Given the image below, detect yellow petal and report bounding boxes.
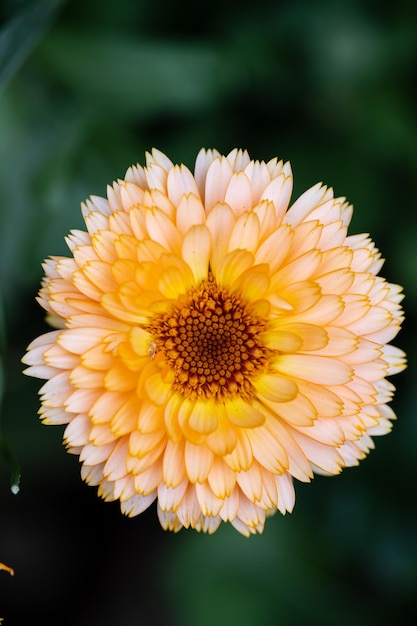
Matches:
[263,330,302,353]
[0,562,14,576]
[181,224,211,284]
[144,372,173,405]
[225,398,265,428]
[214,249,254,288]
[231,266,270,301]
[254,374,298,403]
[188,400,218,435]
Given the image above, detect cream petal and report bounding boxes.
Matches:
[290,430,344,474]
[157,507,183,532]
[195,482,224,516]
[128,428,166,458]
[134,463,163,495]
[110,397,140,436]
[81,462,104,486]
[103,437,129,480]
[317,220,348,250]
[120,181,145,211]
[247,426,288,474]
[194,148,221,203]
[234,495,266,530]
[274,354,353,385]
[244,160,272,204]
[204,157,234,211]
[175,193,206,234]
[227,211,260,253]
[146,148,174,172]
[307,197,347,225]
[113,475,137,501]
[275,473,295,514]
[260,173,293,223]
[24,330,61,353]
[80,441,115,465]
[162,439,186,487]
[63,414,91,447]
[226,148,251,171]
[295,381,343,417]
[262,414,313,482]
[125,162,148,187]
[70,365,105,389]
[224,172,253,216]
[223,430,253,472]
[145,162,168,193]
[274,323,328,352]
[184,441,214,483]
[236,462,263,502]
[254,223,294,273]
[380,344,407,375]
[167,164,200,206]
[205,202,236,270]
[285,184,334,227]
[219,489,240,522]
[264,392,317,427]
[145,207,181,253]
[295,416,345,446]
[257,467,278,509]
[272,249,322,287]
[287,220,323,262]
[289,294,344,325]
[84,210,109,235]
[158,477,188,512]
[176,485,202,527]
[57,327,110,355]
[207,457,236,498]
[120,491,157,516]
[253,200,279,241]
[40,406,71,425]
[89,391,126,425]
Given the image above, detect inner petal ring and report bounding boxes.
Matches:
[145,274,273,401]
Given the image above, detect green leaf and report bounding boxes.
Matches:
[0,0,66,92]
[37,29,223,118]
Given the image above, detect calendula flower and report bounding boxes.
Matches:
[22,148,406,536]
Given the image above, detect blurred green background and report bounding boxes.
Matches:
[0,0,416,624]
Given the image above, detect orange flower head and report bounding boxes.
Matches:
[22,148,406,535]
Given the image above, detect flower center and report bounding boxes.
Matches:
[146,275,272,401]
